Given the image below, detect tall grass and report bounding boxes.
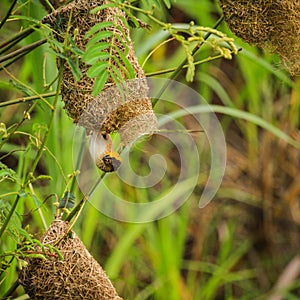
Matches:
[1,0,300,299]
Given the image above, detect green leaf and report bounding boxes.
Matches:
[115,22,131,45]
[117,51,136,79]
[85,21,114,38]
[92,72,108,96]
[186,62,195,82]
[53,52,68,60]
[0,123,8,139]
[90,3,117,14]
[67,37,84,56]
[48,38,64,53]
[163,0,171,8]
[83,51,110,65]
[111,64,124,83]
[82,43,110,64]
[0,162,17,183]
[49,245,64,260]
[34,175,52,181]
[67,58,82,81]
[86,31,113,47]
[112,56,129,79]
[86,61,108,78]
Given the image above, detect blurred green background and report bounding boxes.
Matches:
[1,0,300,299]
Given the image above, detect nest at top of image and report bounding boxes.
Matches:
[220,0,300,75]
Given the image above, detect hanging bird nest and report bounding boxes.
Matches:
[42,0,157,145]
[19,218,123,299]
[219,0,300,75]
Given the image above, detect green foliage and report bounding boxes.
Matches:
[0,0,300,299]
[82,1,238,96]
[82,3,136,96]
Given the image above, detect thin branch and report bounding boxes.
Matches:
[0,38,47,63]
[65,172,106,223]
[0,92,57,107]
[1,67,54,109]
[0,0,18,30]
[27,66,63,175]
[152,15,225,107]
[146,53,231,77]
[0,195,20,239]
[0,26,37,53]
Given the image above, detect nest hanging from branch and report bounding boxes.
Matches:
[19,218,123,299]
[219,0,300,75]
[42,0,157,145]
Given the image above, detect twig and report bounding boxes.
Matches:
[65,172,106,223]
[152,15,225,107]
[0,92,57,107]
[0,38,47,63]
[0,0,18,30]
[0,26,37,54]
[28,66,63,175]
[0,195,20,239]
[146,52,233,77]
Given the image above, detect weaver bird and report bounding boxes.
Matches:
[89,131,122,172]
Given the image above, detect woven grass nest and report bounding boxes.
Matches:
[219,0,300,75]
[42,0,157,145]
[19,218,123,299]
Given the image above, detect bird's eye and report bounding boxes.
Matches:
[101,132,109,140]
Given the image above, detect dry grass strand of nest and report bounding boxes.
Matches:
[19,218,123,300]
[219,0,300,75]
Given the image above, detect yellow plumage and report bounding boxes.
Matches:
[89,132,122,172]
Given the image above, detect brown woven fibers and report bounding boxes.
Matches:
[19,218,123,300]
[220,0,300,75]
[42,0,157,145]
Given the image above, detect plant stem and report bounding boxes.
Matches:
[1,67,54,109]
[0,69,63,238]
[152,15,225,107]
[0,26,37,54]
[0,92,57,107]
[146,53,229,77]
[28,66,63,175]
[0,38,47,64]
[0,195,20,238]
[0,0,18,30]
[70,130,86,194]
[0,101,38,150]
[66,172,106,223]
